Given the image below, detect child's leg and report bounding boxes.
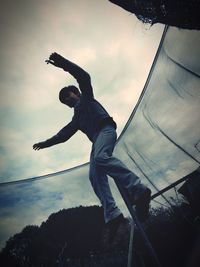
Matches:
[93,125,151,222]
[89,150,122,223]
[93,125,142,195]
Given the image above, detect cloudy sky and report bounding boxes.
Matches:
[0,0,199,252]
[0,0,164,183]
[0,0,167,249]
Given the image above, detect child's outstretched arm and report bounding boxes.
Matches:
[46,52,94,98]
[33,120,78,151]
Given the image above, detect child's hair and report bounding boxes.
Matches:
[59,86,81,104]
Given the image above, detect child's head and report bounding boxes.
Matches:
[59,86,81,107]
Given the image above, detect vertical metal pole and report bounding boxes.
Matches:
[127,221,134,267]
[115,182,162,267]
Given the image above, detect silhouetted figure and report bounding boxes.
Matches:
[33,53,151,238]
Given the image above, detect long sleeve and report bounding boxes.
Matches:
[62,59,94,98]
[44,120,78,147]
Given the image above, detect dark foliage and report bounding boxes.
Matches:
[0,202,199,267]
[109,0,200,30]
[134,203,200,267]
[0,206,106,267]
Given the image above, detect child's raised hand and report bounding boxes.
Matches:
[45,52,66,68]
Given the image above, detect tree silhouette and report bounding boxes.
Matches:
[0,202,199,267]
[109,0,200,29]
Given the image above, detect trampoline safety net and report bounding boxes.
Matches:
[0,26,200,249]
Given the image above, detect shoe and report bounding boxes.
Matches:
[106,214,125,242]
[134,187,151,223]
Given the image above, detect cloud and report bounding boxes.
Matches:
[0,0,164,250]
[0,162,129,249]
[0,0,163,181]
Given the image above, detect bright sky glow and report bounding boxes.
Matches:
[1,1,200,252]
[0,0,163,183]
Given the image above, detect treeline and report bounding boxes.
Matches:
[0,201,199,267]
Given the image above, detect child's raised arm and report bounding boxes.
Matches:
[46,52,94,98]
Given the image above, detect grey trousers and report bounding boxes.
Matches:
[89,125,141,223]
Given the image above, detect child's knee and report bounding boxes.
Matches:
[94,153,109,166]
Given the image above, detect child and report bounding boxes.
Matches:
[33,53,151,238]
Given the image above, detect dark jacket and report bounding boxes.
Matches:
[45,59,116,146]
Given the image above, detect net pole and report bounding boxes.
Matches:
[127,221,135,267]
[115,181,162,267]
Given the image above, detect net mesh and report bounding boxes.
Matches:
[0,26,200,249]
